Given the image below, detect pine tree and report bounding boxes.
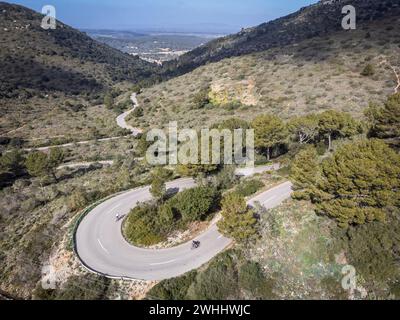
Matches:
[176,135,219,177]
[368,93,400,140]
[103,93,114,109]
[25,151,49,178]
[251,114,288,161]
[48,148,65,181]
[0,149,25,174]
[288,114,319,144]
[290,146,319,200]
[150,176,167,202]
[217,192,258,242]
[312,139,400,228]
[317,110,361,151]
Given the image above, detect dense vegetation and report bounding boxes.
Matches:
[290,93,400,228]
[287,93,400,297]
[123,176,220,246]
[366,92,400,143]
[0,148,65,187]
[235,179,264,198]
[147,250,275,300]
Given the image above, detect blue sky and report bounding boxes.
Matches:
[8,0,318,33]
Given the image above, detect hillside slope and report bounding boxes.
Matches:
[0,2,157,99]
[130,6,400,129]
[0,2,159,142]
[162,0,400,77]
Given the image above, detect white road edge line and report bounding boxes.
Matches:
[97,239,110,255]
[150,260,176,266]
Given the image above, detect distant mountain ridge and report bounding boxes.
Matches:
[0,2,157,99]
[162,0,400,76]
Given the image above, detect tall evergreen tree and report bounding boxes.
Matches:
[48,148,65,181]
[288,115,319,144]
[150,175,167,202]
[217,192,258,242]
[312,139,400,228]
[25,151,49,178]
[103,93,114,109]
[290,146,319,200]
[0,150,25,174]
[367,93,400,140]
[251,114,288,161]
[317,110,361,151]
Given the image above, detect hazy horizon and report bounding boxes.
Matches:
[6,0,319,33]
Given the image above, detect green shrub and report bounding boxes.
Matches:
[236,179,265,197]
[338,209,400,282]
[238,261,275,299]
[132,106,144,118]
[361,64,375,76]
[104,93,114,109]
[147,250,276,300]
[192,86,211,109]
[123,203,165,246]
[124,186,219,246]
[187,252,239,300]
[168,186,219,223]
[320,276,348,300]
[290,145,319,200]
[315,141,327,156]
[222,101,242,111]
[146,271,197,300]
[255,154,270,165]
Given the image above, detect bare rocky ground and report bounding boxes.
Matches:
[45,229,156,300]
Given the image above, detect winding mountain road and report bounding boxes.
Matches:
[71,92,292,280]
[24,93,141,152]
[116,93,143,136]
[75,179,293,281]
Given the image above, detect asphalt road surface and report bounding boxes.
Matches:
[116,93,143,136]
[235,163,281,177]
[75,178,293,281]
